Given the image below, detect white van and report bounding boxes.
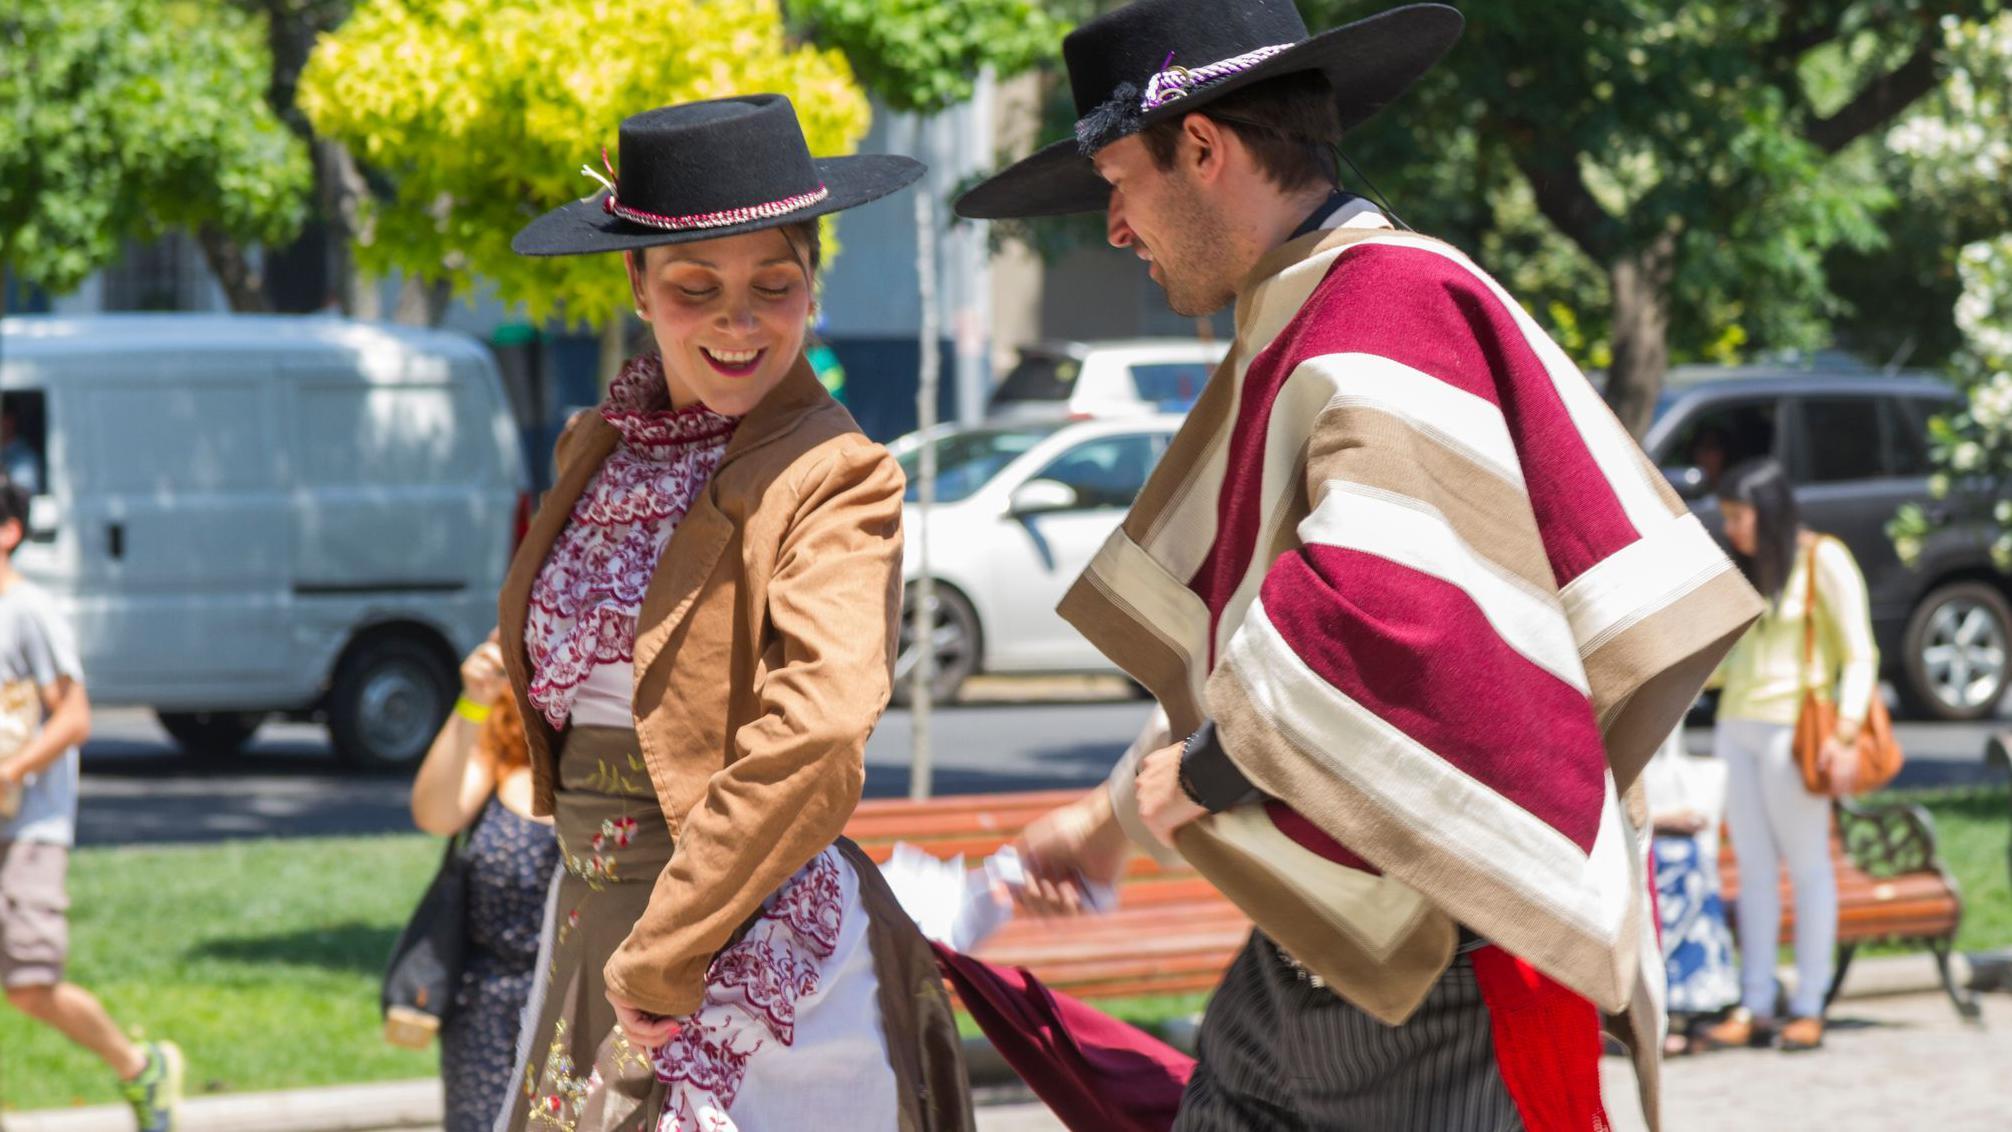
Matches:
[0,314,530,769]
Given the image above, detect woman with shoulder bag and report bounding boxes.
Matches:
[1700,459,1880,1053]
[407,630,559,1132]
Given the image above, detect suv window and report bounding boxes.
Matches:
[1032,433,1166,511]
[1664,399,1778,492]
[991,352,1081,406]
[1794,397,1884,484]
[1128,362,1212,406]
[1885,397,1941,477]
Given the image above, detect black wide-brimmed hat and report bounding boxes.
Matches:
[955,1,1462,220]
[513,94,925,256]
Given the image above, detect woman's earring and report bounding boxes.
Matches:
[633,307,647,321]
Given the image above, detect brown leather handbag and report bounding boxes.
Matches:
[1792,538,1903,795]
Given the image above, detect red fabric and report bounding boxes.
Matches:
[930,942,1192,1132]
[1263,800,1378,872]
[1261,546,1609,850]
[1188,241,1644,654]
[1470,946,1612,1132]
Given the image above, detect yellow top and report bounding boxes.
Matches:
[1710,534,1878,730]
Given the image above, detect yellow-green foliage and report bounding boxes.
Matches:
[298,0,870,328]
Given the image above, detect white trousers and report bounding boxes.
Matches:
[1715,718,1837,1019]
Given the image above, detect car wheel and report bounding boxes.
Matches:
[155,710,269,759]
[327,634,454,771]
[891,583,981,708]
[1898,581,2012,722]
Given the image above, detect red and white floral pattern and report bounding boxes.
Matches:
[526,354,737,728]
[650,853,846,1131]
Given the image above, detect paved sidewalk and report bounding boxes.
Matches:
[974,990,2012,1132]
[8,989,2008,1131]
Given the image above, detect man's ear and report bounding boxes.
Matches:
[624,250,649,312]
[1181,112,1229,185]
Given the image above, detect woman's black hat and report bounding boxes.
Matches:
[513,94,925,256]
[955,1,1462,220]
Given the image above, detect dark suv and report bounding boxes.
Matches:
[1642,363,2010,721]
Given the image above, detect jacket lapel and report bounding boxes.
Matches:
[630,357,829,689]
[499,413,620,772]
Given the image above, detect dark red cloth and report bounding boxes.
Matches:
[930,942,1193,1132]
[1470,945,1613,1132]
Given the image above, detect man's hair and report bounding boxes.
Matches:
[0,477,27,530]
[1137,70,1343,194]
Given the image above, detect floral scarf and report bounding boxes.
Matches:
[525,353,738,728]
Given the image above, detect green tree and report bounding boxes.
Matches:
[1303,0,2001,436]
[298,0,870,361]
[1887,13,2012,571]
[0,0,310,310]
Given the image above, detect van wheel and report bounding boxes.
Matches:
[891,584,980,708]
[156,710,268,759]
[1897,581,2012,722]
[327,635,454,771]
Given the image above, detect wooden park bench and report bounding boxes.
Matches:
[845,789,1980,1018]
[844,790,1249,1000]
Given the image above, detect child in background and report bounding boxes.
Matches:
[0,477,182,1130]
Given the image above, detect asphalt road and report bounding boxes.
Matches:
[72,685,2010,847]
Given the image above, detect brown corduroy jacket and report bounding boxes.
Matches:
[498,358,905,1017]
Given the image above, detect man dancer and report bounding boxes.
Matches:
[956,2,1763,1129]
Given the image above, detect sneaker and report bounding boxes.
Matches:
[118,1040,184,1132]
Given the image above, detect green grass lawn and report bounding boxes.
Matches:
[0,835,440,1113]
[5,787,2007,1112]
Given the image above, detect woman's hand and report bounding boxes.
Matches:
[461,629,507,705]
[608,990,681,1050]
[1653,810,1711,836]
[1821,734,1860,796]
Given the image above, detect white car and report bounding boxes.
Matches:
[887,415,1180,703]
[987,339,1226,421]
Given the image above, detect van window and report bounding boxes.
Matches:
[0,390,48,495]
[299,383,476,487]
[1885,397,1939,477]
[1664,400,1777,492]
[1795,397,1884,484]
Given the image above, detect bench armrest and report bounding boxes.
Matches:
[1837,797,1948,880]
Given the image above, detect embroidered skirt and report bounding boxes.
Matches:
[1651,833,1738,1016]
[495,727,906,1132]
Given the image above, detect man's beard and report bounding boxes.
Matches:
[1150,180,1238,317]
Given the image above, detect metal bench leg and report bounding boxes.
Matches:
[1929,939,1984,1025]
[1824,942,1858,1012]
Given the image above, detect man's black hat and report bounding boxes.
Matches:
[955,1,1462,220]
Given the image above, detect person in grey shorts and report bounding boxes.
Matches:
[0,477,183,1131]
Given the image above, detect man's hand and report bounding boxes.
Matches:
[1821,735,1859,797]
[1136,741,1207,847]
[1012,786,1131,918]
[608,990,680,1050]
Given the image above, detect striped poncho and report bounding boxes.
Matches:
[1059,219,1763,1122]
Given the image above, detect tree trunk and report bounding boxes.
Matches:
[1603,233,1677,440]
[391,273,453,327]
[320,140,380,319]
[195,227,273,313]
[599,317,629,392]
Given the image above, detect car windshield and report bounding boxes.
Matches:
[989,352,1081,405]
[896,426,1056,503]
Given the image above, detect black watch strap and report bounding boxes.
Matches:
[1180,720,1260,813]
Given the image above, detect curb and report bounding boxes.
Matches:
[4,953,1995,1132]
[3,1080,442,1132]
